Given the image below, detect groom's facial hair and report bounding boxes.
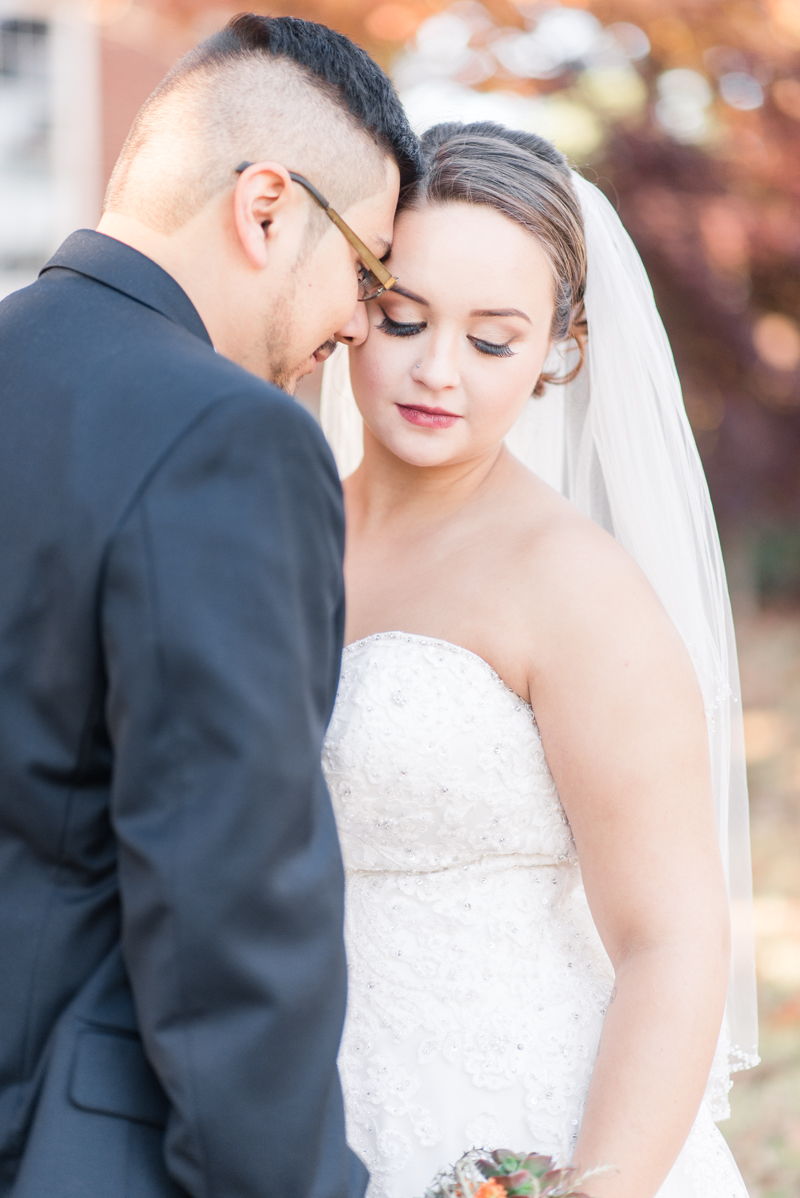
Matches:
[264,231,335,393]
[273,338,336,396]
[263,275,301,392]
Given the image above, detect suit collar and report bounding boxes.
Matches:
[41,230,213,347]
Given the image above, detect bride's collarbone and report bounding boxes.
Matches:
[343,598,535,705]
[342,491,618,707]
[343,595,538,709]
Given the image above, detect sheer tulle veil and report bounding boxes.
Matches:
[320,170,759,1116]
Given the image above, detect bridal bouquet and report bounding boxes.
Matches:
[420,1148,612,1198]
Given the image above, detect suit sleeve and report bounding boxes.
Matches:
[102,388,365,1198]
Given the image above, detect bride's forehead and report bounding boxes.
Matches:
[392,201,549,264]
[388,203,554,304]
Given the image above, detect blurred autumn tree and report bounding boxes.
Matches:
[108,0,800,584]
[579,2,800,546]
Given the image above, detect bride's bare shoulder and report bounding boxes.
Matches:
[496,459,702,737]
[499,456,612,559]
[500,460,667,639]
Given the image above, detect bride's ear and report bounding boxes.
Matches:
[533,340,560,398]
[534,304,588,397]
[532,361,550,398]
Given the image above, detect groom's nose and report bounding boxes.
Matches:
[334,303,370,347]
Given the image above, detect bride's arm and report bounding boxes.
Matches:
[526,519,730,1198]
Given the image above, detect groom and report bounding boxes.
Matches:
[0,14,418,1198]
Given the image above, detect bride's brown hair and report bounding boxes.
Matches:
[397,122,587,396]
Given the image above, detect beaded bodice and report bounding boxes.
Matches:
[323,632,576,875]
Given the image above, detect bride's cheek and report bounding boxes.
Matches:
[350,351,396,424]
[365,338,412,392]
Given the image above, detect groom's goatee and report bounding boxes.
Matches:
[276,339,337,395]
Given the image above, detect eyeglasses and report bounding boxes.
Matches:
[235,162,396,302]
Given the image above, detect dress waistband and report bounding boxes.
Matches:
[343,851,578,878]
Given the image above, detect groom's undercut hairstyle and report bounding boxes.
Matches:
[105,13,421,234]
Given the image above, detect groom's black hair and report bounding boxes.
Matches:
[208,14,421,188]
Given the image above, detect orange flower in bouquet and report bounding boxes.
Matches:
[474,1181,507,1198]
[419,1148,613,1198]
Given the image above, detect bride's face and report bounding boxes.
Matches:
[349,200,556,468]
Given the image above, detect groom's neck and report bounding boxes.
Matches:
[95,209,271,378]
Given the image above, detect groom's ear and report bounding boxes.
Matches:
[232,162,304,269]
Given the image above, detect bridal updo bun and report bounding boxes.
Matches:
[397,121,586,395]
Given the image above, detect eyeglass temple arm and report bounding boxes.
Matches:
[235,161,396,290]
[322,208,396,289]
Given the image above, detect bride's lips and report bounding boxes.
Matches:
[397,403,461,428]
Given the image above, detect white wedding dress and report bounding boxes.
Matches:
[322,631,749,1198]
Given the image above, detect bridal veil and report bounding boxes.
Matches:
[320,171,759,1116]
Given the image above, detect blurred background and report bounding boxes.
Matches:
[2,0,799,1191]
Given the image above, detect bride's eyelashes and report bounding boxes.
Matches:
[378,310,516,359]
[468,336,516,358]
[377,312,425,338]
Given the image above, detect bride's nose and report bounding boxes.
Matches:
[412,336,460,392]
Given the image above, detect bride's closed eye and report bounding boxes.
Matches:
[377,312,425,338]
[468,336,515,358]
[378,311,516,358]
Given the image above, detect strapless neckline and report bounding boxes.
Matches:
[343,630,533,713]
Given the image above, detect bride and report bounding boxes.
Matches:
[319,122,758,1198]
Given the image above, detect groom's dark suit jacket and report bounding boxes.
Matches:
[0,232,365,1198]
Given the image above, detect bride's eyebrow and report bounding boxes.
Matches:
[389,284,429,305]
[471,307,531,323]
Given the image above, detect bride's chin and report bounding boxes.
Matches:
[373,430,466,469]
